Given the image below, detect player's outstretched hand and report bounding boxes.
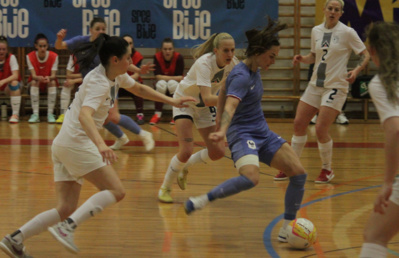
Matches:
[140,62,155,74]
[171,96,197,108]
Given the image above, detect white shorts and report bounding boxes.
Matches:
[300,85,347,112]
[173,105,217,129]
[52,143,107,184]
[389,177,399,206]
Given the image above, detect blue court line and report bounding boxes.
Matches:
[263,184,381,258]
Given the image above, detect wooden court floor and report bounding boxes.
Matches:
[0,119,398,258]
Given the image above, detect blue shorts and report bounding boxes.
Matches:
[228,130,286,166]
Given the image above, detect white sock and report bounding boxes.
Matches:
[282,219,291,229]
[318,140,333,171]
[17,208,60,243]
[291,135,307,157]
[161,155,185,189]
[69,190,117,227]
[10,96,21,115]
[47,87,57,115]
[30,87,39,115]
[185,149,212,169]
[360,243,387,258]
[60,86,71,114]
[139,130,148,137]
[155,111,162,118]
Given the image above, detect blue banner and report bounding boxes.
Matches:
[0,0,278,48]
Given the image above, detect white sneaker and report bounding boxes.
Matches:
[0,235,32,258]
[110,134,129,150]
[8,114,19,124]
[336,112,349,124]
[139,130,154,152]
[184,195,209,215]
[310,114,317,124]
[277,227,288,243]
[48,221,79,254]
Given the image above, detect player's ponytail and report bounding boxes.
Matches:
[366,22,399,104]
[245,17,287,58]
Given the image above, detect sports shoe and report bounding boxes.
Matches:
[137,114,145,125]
[170,119,175,125]
[158,187,173,203]
[110,134,129,150]
[184,195,209,215]
[274,171,288,181]
[177,167,189,190]
[315,169,335,184]
[139,130,154,152]
[47,114,56,123]
[0,235,32,258]
[28,114,40,123]
[8,115,19,124]
[48,221,79,254]
[56,114,65,124]
[310,114,317,124]
[149,114,160,125]
[277,227,288,243]
[336,112,349,125]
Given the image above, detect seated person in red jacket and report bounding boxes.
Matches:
[150,38,184,125]
[0,36,22,123]
[26,33,59,123]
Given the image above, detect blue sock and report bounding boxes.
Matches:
[208,175,255,201]
[284,173,307,220]
[118,115,141,135]
[103,122,124,138]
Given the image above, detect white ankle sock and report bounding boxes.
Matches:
[161,155,185,189]
[318,140,333,171]
[291,135,307,157]
[69,190,117,226]
[360,243,387,258]
[18,208,60,243]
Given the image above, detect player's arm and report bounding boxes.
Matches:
[198,86,218,107]
[292,52,315,65]
[126,82,196,107]
[79,106,117,164]
[0,70,18,86]
[155,74,184,82]
[346,49,370,84]
[55,29,68,50]
[215,78,227,129]
[209,96,239,142]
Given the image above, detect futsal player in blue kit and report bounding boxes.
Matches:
[184,18,307,242]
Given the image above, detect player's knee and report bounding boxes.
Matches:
[49,80,57,87]
[156,80,167,94]
[112,188,126,202]
[240,167,260,186]
[167,80,178,94]
[8,81,20,91]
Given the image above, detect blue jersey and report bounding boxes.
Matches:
[65,35,101,78]
[226,62,269,139]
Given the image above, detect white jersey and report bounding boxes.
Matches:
[174,53,239,107]
[66,55,75,72]
[0,55,19,71]
[53,64,135,147]
[309,21,366,91]
[369,75,399,124]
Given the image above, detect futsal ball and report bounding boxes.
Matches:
[286,218,317,249]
